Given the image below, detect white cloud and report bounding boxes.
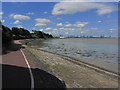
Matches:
[17,25,23,28]
[56,23,63,26]
[40,28,58,32]
[1,20,5,23]
[35,18,51,23]
[74,21,88,27]
[14,20,21,24]
[98,20,102,23]
[48,32,52,34]
[10,14,31,20]
[0,12,3,15]
[53,28,58,30]
[52,26,98,36]
[65,32,69,34]
[59,27,65,30]
[44,11,48,14]
[59,27,75,31]
[0,12,4,19]
[9,14,14,17]
[40,29,44,31]
[27,12,34,15]
[45,27,52,30]
[35,18,51,27]
[57,21,88,28]
[65,23,73,27]
[81,31,85,33]
[35,23,46,26]
[90,28,98,30]
[52,2,117,15]
[109,28,117,32]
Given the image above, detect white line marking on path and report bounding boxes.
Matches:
[20,49,34,90]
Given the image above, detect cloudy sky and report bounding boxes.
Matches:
[2,2,118,37]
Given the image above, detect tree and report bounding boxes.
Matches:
[11,27,20,36]
[32,30,53,39]
[32,30,45,38]
[11,27,32,39]
[19,28,32,39]
[2,25,13,48]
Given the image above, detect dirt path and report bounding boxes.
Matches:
[2,40,66,89]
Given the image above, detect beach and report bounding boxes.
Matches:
[22,43,118,88]
[2,1,118,89]
[27,38,118,73]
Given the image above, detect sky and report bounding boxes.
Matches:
[1,1,118,37]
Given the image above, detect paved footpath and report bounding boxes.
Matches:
[2,40,32,88]
[2,40,66,89]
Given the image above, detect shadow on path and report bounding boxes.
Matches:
[2,64,66,89]
[2,42,24,55]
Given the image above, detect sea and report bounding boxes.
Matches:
[28,38,119,73]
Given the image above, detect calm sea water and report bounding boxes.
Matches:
[28,38,118,73]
